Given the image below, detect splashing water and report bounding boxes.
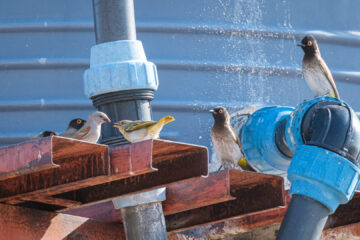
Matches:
[203,0,299,172]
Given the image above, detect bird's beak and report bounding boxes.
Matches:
[209,109,215,113]
[104,117,111,123]
[297,43,306,47]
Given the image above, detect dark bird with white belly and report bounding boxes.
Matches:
[210,106,253,171]
[298,35,340,98]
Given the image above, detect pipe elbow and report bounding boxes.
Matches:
[302,101,360,165]
[287,97,360,213]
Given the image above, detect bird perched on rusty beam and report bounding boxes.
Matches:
[71,111,111,143]
[32,130,58,139]
[210,106,253,171]
[60,118,86,137]
[298,35,340,98]
[113,116,175,143]
[31,118,87,140]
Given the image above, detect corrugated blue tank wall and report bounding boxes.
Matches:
[1,1,360,165]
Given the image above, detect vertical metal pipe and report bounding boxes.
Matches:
[121,203,167,240]
[277,195,330,240]
[112,188,168,240]
[90,0,155,146]
[92,0,136,43]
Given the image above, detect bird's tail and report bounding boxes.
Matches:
[158,115,175,125]
[148,116,175,134]
[238,157,256,172]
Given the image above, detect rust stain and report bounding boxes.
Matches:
[321,222,360,240]
[0,203,124,240]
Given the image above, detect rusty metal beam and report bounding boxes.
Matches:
[0,153,110,204]
[165,170,285,232]
[163,170,234,215]
[0,139,207,212]
[62,170,234,221]
[325,191,360,229]
[54,141,208,208]
[21,196,82,208]
[167,191,360,240]
[63,170,283,230]
[321,222,360,239]
[0,136,108,181]
[1,141,157,205]
[0,203,125,240]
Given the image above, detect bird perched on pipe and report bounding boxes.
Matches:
[60,118,87,137]
[298,35,340,98]
[113,116,175,143]
[210,106,253,171]
[71,111,111,143]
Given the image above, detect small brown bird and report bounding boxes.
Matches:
[298,35,340,98]
[71,111,111,143]
[31,118,86,140]
[210,106,253,171]
[60,118,86,137]
[31,130,58,139]
[113,116,175,143]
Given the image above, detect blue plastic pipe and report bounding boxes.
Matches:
[240,97,360,240]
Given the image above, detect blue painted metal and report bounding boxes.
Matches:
[288,144,360,213]
[84,40,158,97]
[241,106,293,174]
[285,96,342,153]
[1,0,360,167]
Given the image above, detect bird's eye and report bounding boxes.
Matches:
[218,109,223,114]
[307,41,312,47]
[76,119,82,124]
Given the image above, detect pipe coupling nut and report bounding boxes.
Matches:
[288,144,360,213]
[84,40,159,97]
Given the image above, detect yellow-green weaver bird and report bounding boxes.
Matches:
[113,116,175,143]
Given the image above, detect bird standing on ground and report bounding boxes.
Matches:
[210,106,253,171]
[298,35,340,98]
[113,116,175,143]
[60,118,86,137]
[71,111,111,143]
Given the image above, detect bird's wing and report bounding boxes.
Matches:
[60,128,76,137]
[231,126,253,169]
[233,131,242,149]
[72,126,91,140]
[318,57,340,98]
[124,120,157,132]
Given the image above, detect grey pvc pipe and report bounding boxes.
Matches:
[92,0,137,43]
[277,194,330,240]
